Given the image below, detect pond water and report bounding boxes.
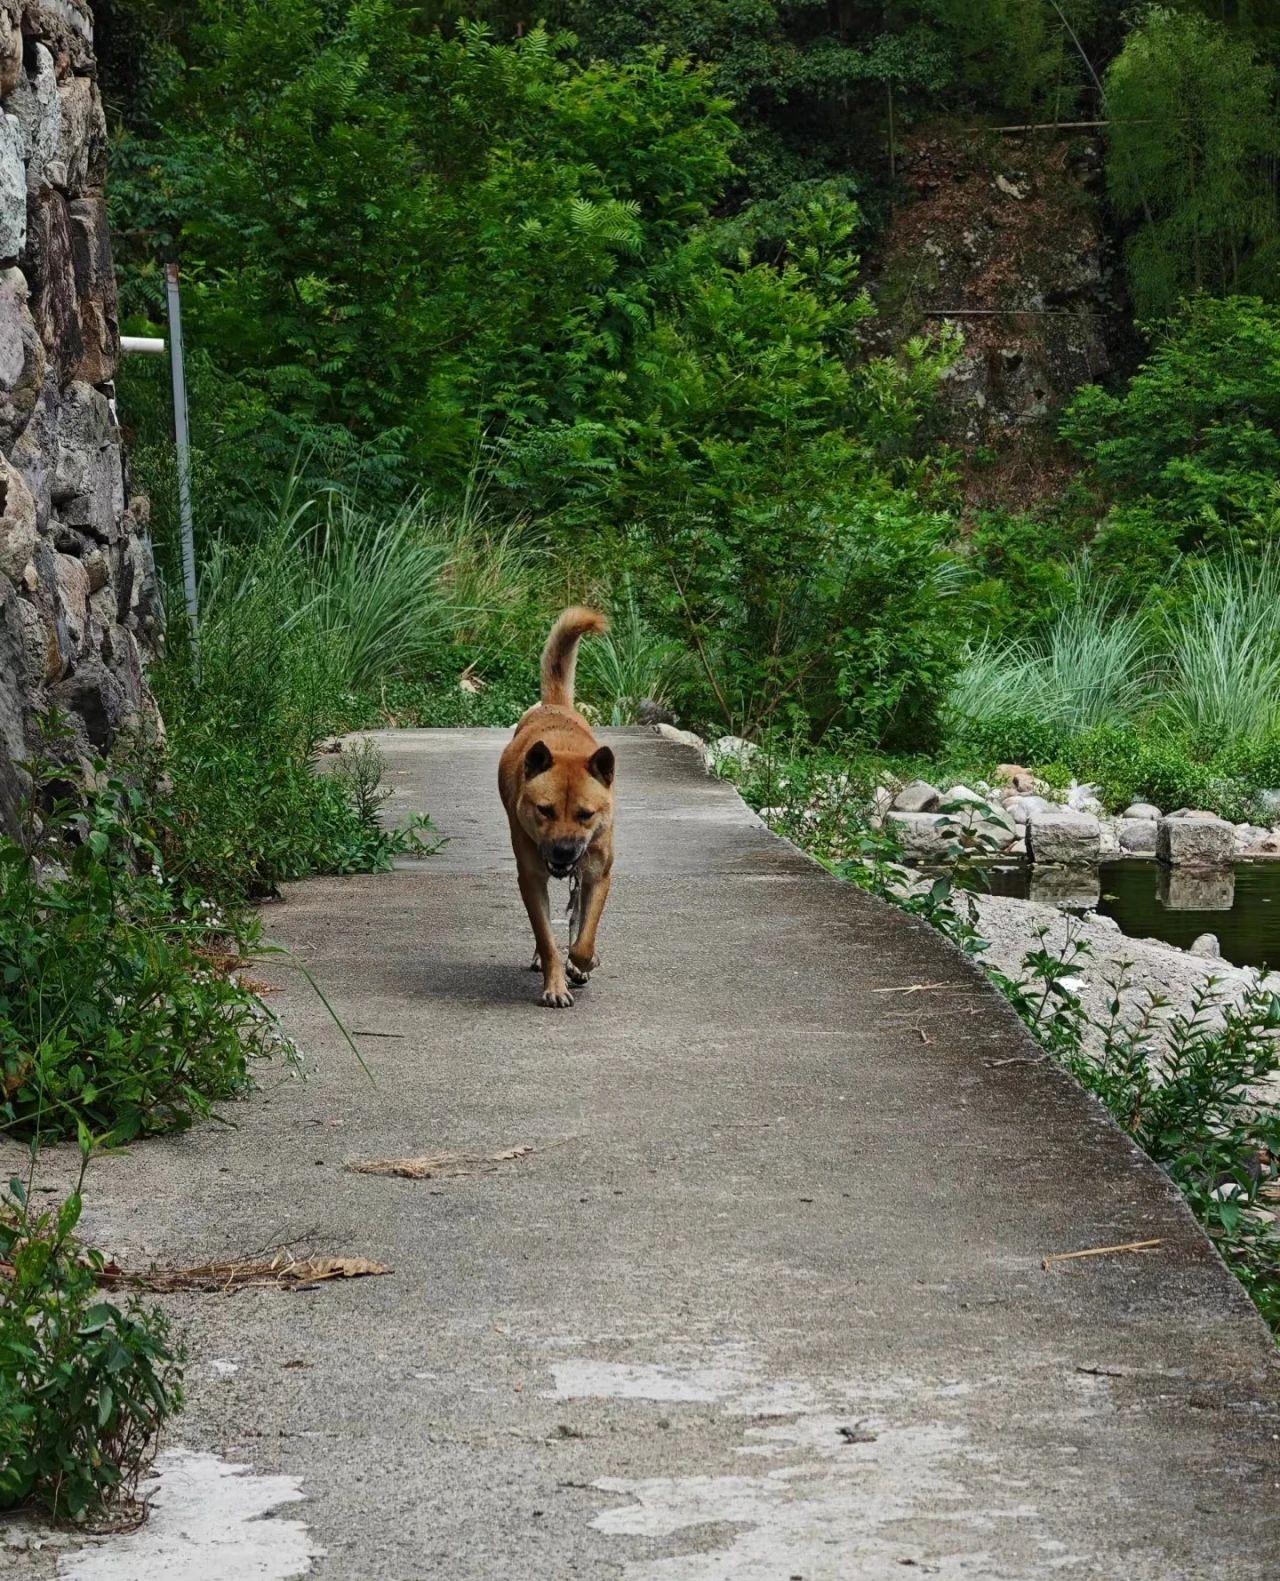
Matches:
[983,859,1280,973]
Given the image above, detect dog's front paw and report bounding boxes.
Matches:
[566,950,600,986]
[539,986,575,1009]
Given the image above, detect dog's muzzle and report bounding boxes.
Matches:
[545,838,587,879]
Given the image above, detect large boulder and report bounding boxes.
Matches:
[1157,815,1234,868]
[1116,817,1159,856]
[891,778,940,813]
[1027,811,1101,865]
[884,811,952,861]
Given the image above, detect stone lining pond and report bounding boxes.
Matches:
[985,859,1280,971]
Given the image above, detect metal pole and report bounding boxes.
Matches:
[164,261,199,678]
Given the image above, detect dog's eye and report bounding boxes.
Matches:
[536,804,555,819]
[575,809,594,824]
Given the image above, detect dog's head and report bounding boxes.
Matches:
[517,740,615,877]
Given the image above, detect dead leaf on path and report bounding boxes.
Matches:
[101,1252,392,1294]
[346,1142,555,1180]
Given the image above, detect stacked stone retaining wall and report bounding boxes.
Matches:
[0,0,157,836]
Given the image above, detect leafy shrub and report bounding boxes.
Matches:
[1062,297,1280,541]
[1,1173,184,1521]
[0,751,274,1144]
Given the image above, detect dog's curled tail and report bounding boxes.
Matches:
[541,605,608,709]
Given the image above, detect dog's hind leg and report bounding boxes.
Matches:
[567,869,611,985]
[519,869,573,1008]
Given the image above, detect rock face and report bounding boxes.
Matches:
[868,127,1123,451]
[0,1,156,838]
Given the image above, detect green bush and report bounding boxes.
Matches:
[1062,297,1280,542]
[155,499,438,903]
[0,750,275,1145]
[1,1176,184,1520]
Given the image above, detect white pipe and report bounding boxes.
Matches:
[121,335,167,355]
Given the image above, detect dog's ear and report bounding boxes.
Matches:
[587,745,615,788]
[524,740,553,780]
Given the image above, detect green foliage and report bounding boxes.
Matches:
[154,517,437,903]
[1,1174,184,1521]
[965,509,1085,636]
[947,575,1151,741]
[109,11,738,529]
[1105,8,1279,316]
[578,577,691,724]
[1007,928,1280,1330]
[1064,297,1280,550]
[1164,549,1280,744]
[0,740,274,1145]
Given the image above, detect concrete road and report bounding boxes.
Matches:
[46,730,1280,1577]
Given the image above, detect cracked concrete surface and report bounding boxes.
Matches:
[13,728,1280,1579]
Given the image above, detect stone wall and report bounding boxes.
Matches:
[0,0,158,836]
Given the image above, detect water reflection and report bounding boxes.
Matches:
[1157,866,1235,912]
[984,860,1280,971]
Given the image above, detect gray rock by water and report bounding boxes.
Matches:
[892,778,940,813]
[1123,802,1163,820]
[1027,811,1101,865]
[1117,817,1159,856]
[1004,793,1056,823]
[884,810,952,861]
[1189,933,1222,959]
[1158,816,1234,867]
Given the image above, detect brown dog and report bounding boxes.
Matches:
[498,607,615,1007]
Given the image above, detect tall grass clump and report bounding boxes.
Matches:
[1163,549,1280,745]
[154,488,437,902]
[946,572,1150,744]
[579,577,691,724]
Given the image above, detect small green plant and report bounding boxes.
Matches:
[328,739,444,871]
[0,735,277,1144]
[1,1154,184,1522]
